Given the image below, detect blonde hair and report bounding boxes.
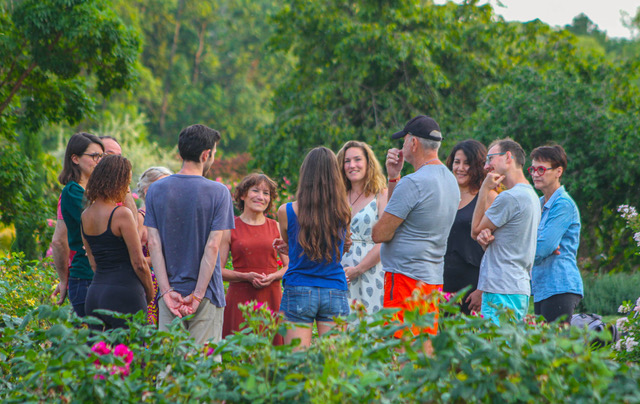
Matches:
[336,140,386,197]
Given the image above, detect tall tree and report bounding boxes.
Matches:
[251,0,577,188]
[0,0,139,257]
[113,0,290,152]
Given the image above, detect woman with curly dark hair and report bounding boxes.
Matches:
[219,173,289,344]
[81,155,154,330]
[276,147,351,349]
[444,139,496,314]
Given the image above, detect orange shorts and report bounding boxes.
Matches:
[384,272,442,338]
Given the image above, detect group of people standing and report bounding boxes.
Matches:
[51,114,584,350]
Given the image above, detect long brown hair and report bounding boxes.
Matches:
[296,147,351,262]
[336,140,386,197]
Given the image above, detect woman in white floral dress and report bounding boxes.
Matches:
[337,141,388,313]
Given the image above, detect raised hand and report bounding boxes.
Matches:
[386,148,404,179]
[482,172,505,191]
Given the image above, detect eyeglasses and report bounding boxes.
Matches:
[485,152,506,165]
[528,165,553,176]
[83,153,104,162]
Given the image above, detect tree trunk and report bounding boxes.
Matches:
[192,21,207,85]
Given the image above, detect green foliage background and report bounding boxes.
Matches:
[1,0,640,271]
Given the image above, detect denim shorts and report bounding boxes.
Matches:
[280,285,349,324]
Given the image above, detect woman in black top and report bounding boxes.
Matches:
[81,155,154,330]
[444,140,495,314]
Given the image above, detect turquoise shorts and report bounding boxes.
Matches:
[481,292,529,325]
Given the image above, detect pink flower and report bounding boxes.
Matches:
[92,341,111,356]
[283,176,291,186]
[46,218,55,227]
[443,292,453,302]
[215,177,223,182]
[254,301,264,311]
[206,347,215,356]
[113,344,134,365]
[109,365,130,377]
[132,192,139,200]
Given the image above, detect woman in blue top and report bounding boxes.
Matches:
[56,133,105,317]
[529,144,583,323]
[276,147,352,349]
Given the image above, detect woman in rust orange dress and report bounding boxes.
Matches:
[220,173,289,344]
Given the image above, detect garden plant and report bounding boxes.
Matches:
[1,253,640,402]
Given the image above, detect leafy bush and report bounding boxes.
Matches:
[614,297,640,363]
[0,253,58,320]
[2,290,640,402]
[578,272,640,315]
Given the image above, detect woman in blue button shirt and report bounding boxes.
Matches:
[529,144,583,323]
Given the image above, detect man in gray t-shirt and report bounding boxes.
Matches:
[145,124,235,344]
[372,115,459,338]
[470,138,541,324]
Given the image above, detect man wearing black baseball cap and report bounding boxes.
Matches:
[372,115,459,346]
[390,115,443,142]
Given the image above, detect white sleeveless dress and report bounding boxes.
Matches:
[341,197,384,313]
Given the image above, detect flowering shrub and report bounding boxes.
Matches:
[237,300,283,340]
[2,263,640,402]
[91,341,134,379]
[614,296,640,363]
[618,204,640,247]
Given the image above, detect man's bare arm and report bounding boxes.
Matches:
[371,212,404,244]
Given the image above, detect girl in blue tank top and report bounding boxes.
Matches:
[276,147,352,349]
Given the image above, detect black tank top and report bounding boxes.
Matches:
[82,206,139,284]
[443,194,484,292]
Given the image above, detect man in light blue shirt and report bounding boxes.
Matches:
[529,145,583,323]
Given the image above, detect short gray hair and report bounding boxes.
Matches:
[415,136,441,152]
[137,166,173,200]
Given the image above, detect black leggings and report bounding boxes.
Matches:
[85,282,146,330]
[534,293,582,323]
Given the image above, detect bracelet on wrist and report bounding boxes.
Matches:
[158,287,174,299]
[191,293,202,303]
[388,176,401,183]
